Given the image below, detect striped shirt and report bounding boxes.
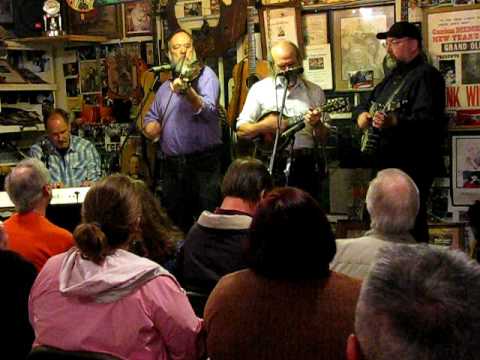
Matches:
[30,135,102,187]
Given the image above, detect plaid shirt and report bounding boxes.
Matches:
[30,135,102,187]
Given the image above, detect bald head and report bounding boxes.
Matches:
[270,40,302,75]
[366,168,420,234]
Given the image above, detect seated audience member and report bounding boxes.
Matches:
[0,221,37,359]
[331,168,419,279]
[179,157,273,293]
[4,158,74,270]
[204,187,361,360]
[28,174,205,360]
[107,175,183,269]
[347,244,480,360]
[30,108,102,188]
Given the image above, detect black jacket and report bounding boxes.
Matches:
[353,55,447,184]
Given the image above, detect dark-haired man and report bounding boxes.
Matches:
[30,108,102,188]
[179,157,273,294]
[354,22,447,242]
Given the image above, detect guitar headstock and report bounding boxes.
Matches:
[321,98,348,113]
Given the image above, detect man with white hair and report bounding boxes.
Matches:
[4,158,73,270]
[347,244,480,360]
[143,29,222,233]
[330,168,419,279]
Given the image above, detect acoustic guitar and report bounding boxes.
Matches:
[227,3,269,127]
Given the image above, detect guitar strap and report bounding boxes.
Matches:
[377,71,409,112]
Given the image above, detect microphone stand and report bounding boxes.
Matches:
[268,74,289,175]
[40,138,51,170]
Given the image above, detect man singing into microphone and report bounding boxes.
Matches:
[236,40,329,199]
[143,29,222,233]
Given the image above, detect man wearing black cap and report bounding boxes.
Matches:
[353,21,447,243]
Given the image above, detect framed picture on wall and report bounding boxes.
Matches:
[79,60,102,94]
[332,5,395,91]
[68,4,122,38]
[260,6,303,59]
[124,0,152,37]
[302,11,328,46]
[0,0,13,23]
[451,132,480,206]
[428,223,465,251]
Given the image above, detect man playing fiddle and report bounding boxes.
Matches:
[143,29,222,233]
[236,40,329,199]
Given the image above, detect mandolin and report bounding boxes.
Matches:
[227,3,269,127]
[253,98,348,158]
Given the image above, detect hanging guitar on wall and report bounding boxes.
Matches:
[227,2,269,127]
[164,0,247,59]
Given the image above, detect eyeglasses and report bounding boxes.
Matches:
[171,43,192,50]
[385,38,409,47]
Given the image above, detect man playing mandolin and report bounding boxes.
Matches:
[354,22,447,243]
[236,40,329,199]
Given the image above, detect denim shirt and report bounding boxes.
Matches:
[30,135,102,187]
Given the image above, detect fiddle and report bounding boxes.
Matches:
[171,57,203,94]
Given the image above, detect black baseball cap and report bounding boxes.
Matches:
[376,21,422,42]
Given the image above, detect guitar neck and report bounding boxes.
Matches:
[247,6,257,75]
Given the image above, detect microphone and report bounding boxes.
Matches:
[277,66,304,79]
[40,137,53,169]
[281,120,305,138]
[149,64,173,73]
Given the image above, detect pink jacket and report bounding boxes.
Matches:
[29,248,204,360]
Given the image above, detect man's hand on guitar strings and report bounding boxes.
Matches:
[372,111,397,129]
[305,108,323,128]
[357,112,372,130]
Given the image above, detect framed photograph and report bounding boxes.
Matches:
[68,4,122,39]
[79,60,102,94]
[302,12,328,46]
[124,0,152,37]
[428,223,465,251]
[184,1,202,17]
[332,5,395,91]
[106,51,138,99]
[451,132,480,206]
[260,6,303,59]
[0,0,13,23]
